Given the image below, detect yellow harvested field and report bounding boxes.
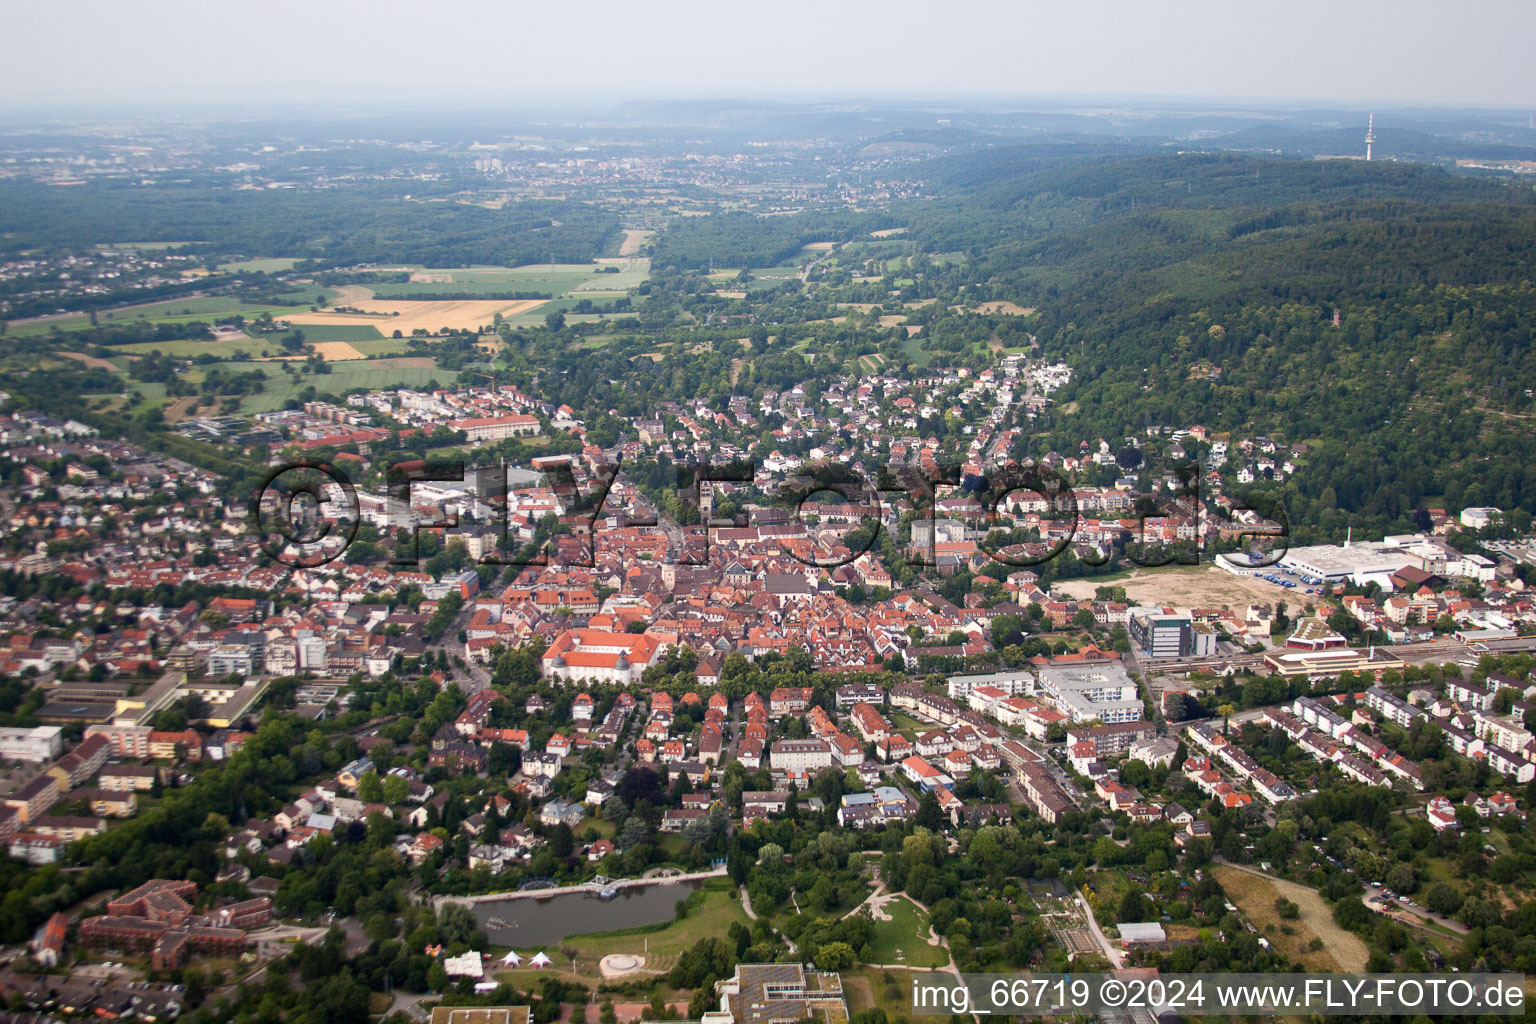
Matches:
[1052,564,1290,613]
[802,241,836,250]
[310,341,366,361]
[871,227,907,238]
[977,301,1036,315]
[1213,866,1369,972]
[283,298,547,335]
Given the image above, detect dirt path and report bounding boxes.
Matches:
[843,879,889,920]
[1074,887,1125,968]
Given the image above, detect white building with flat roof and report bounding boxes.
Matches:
[1036,660,1143,724]
[0,725,63,762]
[1279,543,1414,586]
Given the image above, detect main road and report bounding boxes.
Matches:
[1145,634,1536,675]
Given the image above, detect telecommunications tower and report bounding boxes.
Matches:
[1364,113,1375,162]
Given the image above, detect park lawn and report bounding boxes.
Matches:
[574,816,616,841]
[889,712,928,738]
[863,897,948,969]
[560,886,749,962]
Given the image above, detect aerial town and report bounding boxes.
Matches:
[2,334,1535,1019]
[3,13,1536,1020]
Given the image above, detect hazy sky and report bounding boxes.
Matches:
[4,0,1534,111]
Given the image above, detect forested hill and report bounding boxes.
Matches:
[938,158,1536,543]
[648,210,898,270]
[904,149,1526,252]
[0,181,620,266]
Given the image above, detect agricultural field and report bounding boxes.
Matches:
[282,298,547,335]
[364,259,650,299]
[218,257,300,273]
[343,338,414,357]
[95,241,197,251]
[281,323,386,342]
[7,293,336,338]
[115,337,279,359]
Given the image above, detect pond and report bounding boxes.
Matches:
[470,879,703,948]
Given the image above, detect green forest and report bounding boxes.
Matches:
[0,181,619,266]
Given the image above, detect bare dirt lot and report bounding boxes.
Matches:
[283,298,547,335]
[1052,564,1288,612]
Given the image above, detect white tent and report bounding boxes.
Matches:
[529,951,552,968]
[443,951,484,979]
[501,950,523,967]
